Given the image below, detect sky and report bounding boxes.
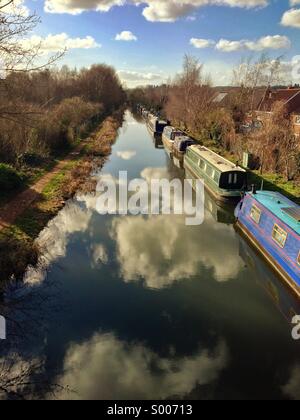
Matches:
[13,0,300,87]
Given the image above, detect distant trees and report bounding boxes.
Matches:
[0,65,125,165]
[0,2,125,168]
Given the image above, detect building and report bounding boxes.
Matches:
[256,87,300,137]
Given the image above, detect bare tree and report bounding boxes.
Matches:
[0,0,64,124]
[232,54,284,116]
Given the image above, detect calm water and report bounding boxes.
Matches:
[2,111,300,400]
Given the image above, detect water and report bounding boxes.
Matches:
[1,111,300,400]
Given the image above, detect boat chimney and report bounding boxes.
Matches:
[251,184,257,195]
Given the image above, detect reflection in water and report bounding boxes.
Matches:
[2,111,300,400]
[283,365,300,400]
[116,151,137,160]
[111,211,242,289]
[24,196,95,285]
[54,333,228,400]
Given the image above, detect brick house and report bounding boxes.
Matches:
[256,87,300,138]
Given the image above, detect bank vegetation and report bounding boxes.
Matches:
[128,55,300,200]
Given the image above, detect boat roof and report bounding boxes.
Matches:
[189,145,246,173]
[250,190,300,235]
[150,116,168,124]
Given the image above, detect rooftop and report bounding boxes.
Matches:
[257,88,300,112]
[190,145,246,173]
[251,191,300,235]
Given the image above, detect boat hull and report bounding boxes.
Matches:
[162,135,174,159]
[236,221,300,299]
[235,192,300,298]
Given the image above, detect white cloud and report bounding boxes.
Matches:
[44,0,268,21]
[244,35,291,50]
[53,332,228,399]
[281,8,300,28]
[44,0,125,15]
[190,38,216,49]
[215,35,291,52]
[134,0,268,22]
[117,70,165,87]
[21,33,101,55]
[115,31,138,41]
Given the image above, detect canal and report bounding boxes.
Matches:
[2,110,300,400]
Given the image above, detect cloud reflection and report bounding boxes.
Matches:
[282,365,300,400]
[110,211,242,289]
[116,150,137,160]
[54,333,228,400]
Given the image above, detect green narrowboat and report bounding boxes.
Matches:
[184,145,247,202]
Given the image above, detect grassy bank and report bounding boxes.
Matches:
[185,133,300,205]
[0,111,124,285]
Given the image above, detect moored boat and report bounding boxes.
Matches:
[235,190,300,298]
[173,136,196,169]
[162,126,183,157]
[147,115,169,135]
[238,234,300,321]
[184,145,247,202]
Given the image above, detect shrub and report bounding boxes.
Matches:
[0,164,25,192]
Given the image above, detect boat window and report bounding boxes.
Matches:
[199,159,206,170]
[272,224,288,248]
[219,172,246,190]
[213,171,220,184]
[206,165,214,177]
[250,205,261,224]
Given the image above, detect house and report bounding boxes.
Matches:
[256,87,300,137]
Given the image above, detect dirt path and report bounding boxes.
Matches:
[0,146,85,232]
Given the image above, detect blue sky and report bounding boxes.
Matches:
[21,0,300,86]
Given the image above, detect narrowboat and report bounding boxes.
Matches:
[239,235,300,322]
[173,136,196,169]
[235,190,300,298]
[142,109,149,120]
[153,134,164,149]
[184,145,247,202]
[147,115,169,136]
[162,126,183,157]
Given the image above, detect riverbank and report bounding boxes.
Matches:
[202,140,300,205]
[175,127,300,205]
[0,111,124,285]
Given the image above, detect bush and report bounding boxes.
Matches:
[0,164,25,192]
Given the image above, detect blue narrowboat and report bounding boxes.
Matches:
[239,235,300,322]
[235,190,300,298]
[147,115,169,135]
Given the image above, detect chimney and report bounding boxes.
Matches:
[251,184,257,195]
